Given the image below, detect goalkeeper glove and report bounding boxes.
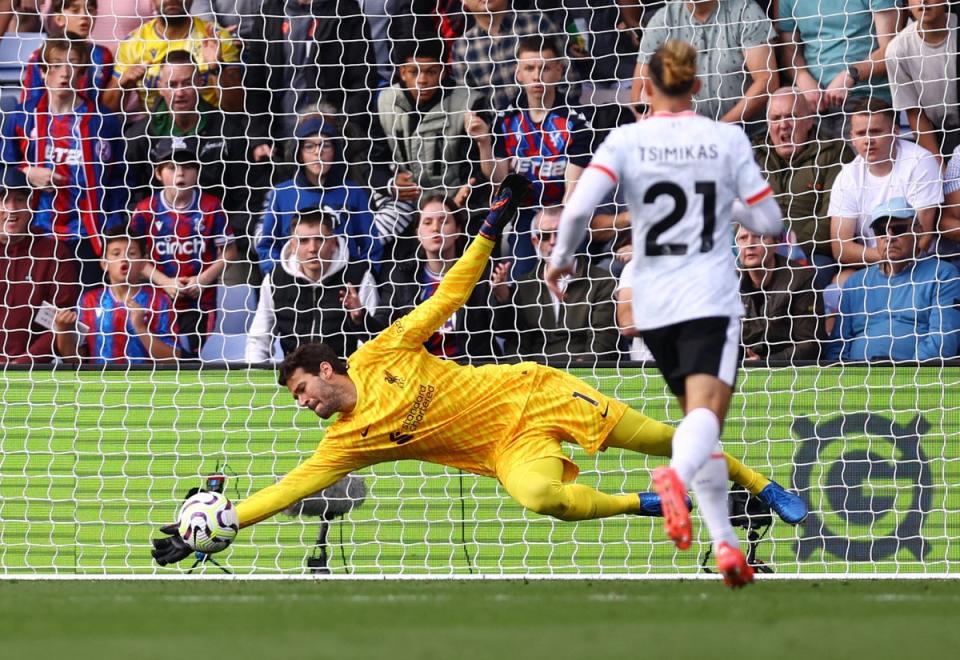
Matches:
[478,173,532,241]
[150,483,206,566]
[151,522,193,566]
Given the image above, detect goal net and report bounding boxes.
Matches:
[0,1,958,577]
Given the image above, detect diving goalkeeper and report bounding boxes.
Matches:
[152,175,806,576]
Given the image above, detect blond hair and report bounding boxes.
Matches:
[649,40,698,97]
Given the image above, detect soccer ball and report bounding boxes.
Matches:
[177,491,239,553]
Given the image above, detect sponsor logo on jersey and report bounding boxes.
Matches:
[515,157,567,178]
[400,384,434,433]
[389,431,413,445]
[44,145,83,166]
[155,236,207,257]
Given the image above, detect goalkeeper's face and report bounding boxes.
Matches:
[287,366,347,419]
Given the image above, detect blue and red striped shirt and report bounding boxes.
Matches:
[21,42,114,110]
[493,97,594,207]
[129,191,233,312]
[1,93,125,255]
[78,285,178,365]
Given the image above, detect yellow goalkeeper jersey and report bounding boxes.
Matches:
[235,236,625,527]
[114,17,241,112]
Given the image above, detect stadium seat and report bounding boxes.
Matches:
[199,333,248,364]
[215,283,256,334]
[0,32,44,112]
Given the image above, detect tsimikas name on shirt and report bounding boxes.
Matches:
[635,144,720,162]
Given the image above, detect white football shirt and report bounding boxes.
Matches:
[588,111,772,329]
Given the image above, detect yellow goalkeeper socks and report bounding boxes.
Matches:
[603,408,770,496]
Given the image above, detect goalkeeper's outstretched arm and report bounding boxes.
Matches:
[234,454,353,528]
[366,174,532,351]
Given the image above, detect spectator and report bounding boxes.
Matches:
[492,205,619,363]
[88,0,155,54]
[103,0,242,114]
[938,145,960,264]
[53,225,182,363]
[632,0,777,130]
[452,0,570,112]
[278,0,378,139]
[735,222,823,362]
[0,0,13,37]
[246,208,378,364]
[754,87,851,289]
[777,0,900,130]
[1,39,125,286]
[124,49,270,205]
[190,0,286,131]
[129,137,234,356]
[613,255,654,363]
[829,197,960,361]
[372,195,498,360]
[887,0,959,160]
[23,1,114,110]
[366,39,477,223]
[828,98,942,279]
[465,35,593,275]
[0,167,80,364]
[256,117,381,275]
[10,0,43,32]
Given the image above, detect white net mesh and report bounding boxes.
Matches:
[0,1,957,576]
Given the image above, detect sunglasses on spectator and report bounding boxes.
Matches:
[874,221,914,237]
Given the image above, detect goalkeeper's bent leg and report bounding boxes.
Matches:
[501,457,640,521]
[602,408,770,496]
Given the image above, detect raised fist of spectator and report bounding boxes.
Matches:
[118,64,147,90]
[464,112,491,142]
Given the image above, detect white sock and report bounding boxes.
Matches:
[692,448,739,549]
[670,407,721,485]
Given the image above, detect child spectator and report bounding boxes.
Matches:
[54,225,181,364]
[22,0,114,109]
[256,117,381,275]
[129,136,233,357]
[465,35,593,275]
[2,38,125,286]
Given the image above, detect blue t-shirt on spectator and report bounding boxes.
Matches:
[777,0,896,101]
[829,257,960,361]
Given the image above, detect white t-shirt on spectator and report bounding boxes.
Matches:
[887,15,959,132]
[827,138,942,247]
[613,259,655,362]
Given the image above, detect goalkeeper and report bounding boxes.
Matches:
[153,175,805,566]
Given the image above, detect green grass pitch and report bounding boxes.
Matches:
[1,580,957,659]
[2,367,958,575]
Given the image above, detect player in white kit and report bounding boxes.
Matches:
[546,40,784,588]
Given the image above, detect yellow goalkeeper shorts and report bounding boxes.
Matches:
[494,366,628,484]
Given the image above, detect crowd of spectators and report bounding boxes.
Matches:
[1,0,959,367]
